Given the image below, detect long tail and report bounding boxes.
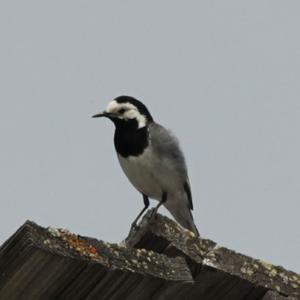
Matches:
[164,201,200,237]
[178,210,200,237]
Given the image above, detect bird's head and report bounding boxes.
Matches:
[92,96,153,129]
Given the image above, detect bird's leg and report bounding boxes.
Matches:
[151,191,167,219]
[131,194,149,230]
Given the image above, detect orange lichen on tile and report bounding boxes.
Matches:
[47,227,107,264]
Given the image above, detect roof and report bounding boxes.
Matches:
[0,210,299,299]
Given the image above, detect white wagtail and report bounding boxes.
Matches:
[93,96,199,236]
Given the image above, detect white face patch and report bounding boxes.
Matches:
[106,100,119,114]
[105,100,147,128]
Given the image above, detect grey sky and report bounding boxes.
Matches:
[0,1,299,273]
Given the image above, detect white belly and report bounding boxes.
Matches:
[117,147,180,201]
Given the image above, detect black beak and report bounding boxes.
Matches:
[92,111,108,118]
[92,111,119,120]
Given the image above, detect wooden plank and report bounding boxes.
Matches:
[126,210,300,299]
[0,213,299,300]
[0,221,192,300]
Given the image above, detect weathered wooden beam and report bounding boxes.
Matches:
[126,210,300,300]
[0,221,192,300]
[0,212,299,300]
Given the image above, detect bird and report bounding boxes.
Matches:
[92,96,199,236]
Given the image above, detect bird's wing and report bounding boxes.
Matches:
[148,122,193,210]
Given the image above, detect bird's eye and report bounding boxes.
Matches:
[119,108,126,114]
